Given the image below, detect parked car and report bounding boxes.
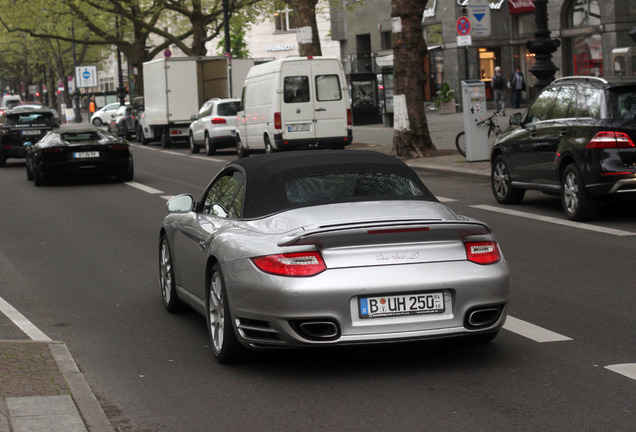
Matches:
[25,126,133,186]
[0,105,60,167]
[1,95,21,110]
[107,104,137,140]
[159,150,510,363]
[490,76,636,221]
[188,98,240,155]
[90,102,127,127]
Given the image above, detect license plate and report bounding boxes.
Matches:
[359,292,445,319]
[22,130,40,136]
[73,151,99,158]
[288,124,310,132]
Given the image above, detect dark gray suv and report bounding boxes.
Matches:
[490,76,636,221]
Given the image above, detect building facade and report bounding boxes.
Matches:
[330,0,636,122]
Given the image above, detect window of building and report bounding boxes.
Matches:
[274,3,296,32]
[566,0,602,76]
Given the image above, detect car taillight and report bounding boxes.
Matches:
[251,252,326,277]
[42,147,63,153]
[465,241,501,265]
[585,131,635,149]
[211,118,226,124]
[274,112,282,130]
[110,144,128,150]
[347,108,352,126]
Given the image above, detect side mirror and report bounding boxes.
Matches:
[509,112,522,126]
[166,194,195,213]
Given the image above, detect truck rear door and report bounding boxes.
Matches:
[280,61,315,141]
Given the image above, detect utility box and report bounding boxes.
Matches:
[461,80,489,161]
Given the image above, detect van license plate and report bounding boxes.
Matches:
[22,130,40,136]
[288,124,310,132]
[359,292,445,319]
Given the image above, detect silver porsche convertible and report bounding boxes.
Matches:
[159,150,510,363]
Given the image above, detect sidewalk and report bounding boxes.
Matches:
[351,107,524,177]
[0,105,521,432]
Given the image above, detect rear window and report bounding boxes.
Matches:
[285,172,424,204]
[4,112,55,127]
[284,76,310,103]
[217,102,240,116]
[61,132,102,142]
[316,75,342,101]
[607,87,636,120]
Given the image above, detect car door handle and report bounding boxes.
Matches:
[559,129,568,137]
[315,108,326,112]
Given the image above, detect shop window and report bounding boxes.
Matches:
[571,0,601,26]
[567,0,602,76]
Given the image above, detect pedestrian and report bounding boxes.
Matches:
[89,96,96,115]
[509,68,526,108]
[492,66,507,116]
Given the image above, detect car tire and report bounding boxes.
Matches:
[33,167,46,186]
[137,126,148,145]
[116,161,134,183]
[236,136,249,158]
[264,136,275,154]
[92,118,102,127]
[26,160,34,181]
[0,154,6,168]
[189,133,200,154]
[561,163,597,221]
[159,236,183,313]
[491,155,525,204]
[125,126,132,141]
[207,264,245,363]
[204,133,216,155]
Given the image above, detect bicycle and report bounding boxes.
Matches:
[455,112,503,157]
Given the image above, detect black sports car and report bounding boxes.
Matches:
[0,106,59,167]
[25,127,134,186]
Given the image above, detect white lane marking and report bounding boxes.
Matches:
[0,296,51,342]
[437,196,457,203]
[161,195,175,201]
[125,182,164,195]
[163,151,186,157]
[605,363,636,381]
[503,316,572,343]
[472,205,635,237]
[190,155,227,163]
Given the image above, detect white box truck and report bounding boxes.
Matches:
[235,57,352,157]
[138,56,253,147]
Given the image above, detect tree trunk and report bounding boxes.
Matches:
[391,0,435,158]
[286,0,322,56]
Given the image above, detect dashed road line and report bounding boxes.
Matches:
[125,181,164,195]
[605,363,636,381]
[436,196,457,203]
[503,316,572,343]
[0,296,51,342]
[472,205,635,237]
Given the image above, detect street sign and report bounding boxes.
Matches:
[456,16,471,36]
[75,66,97,88]
[457,35,473,47]
[164,49,172,58]
[469,0,492,37]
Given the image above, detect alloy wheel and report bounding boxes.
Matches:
[562,171,579,215]
[159,240,173,306]
[208,271,225,353]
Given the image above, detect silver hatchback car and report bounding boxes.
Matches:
[189,98,240,155]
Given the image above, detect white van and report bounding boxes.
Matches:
[1,95,22,110]
[235,57,352,157]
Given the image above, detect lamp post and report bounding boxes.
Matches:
[525,0,560,93]
[71,21,82,123]
[222,0,233,97]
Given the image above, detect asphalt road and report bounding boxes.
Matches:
[1,143,635,431]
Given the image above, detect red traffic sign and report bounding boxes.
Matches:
[456,16,471,36]
[164,49,172,58]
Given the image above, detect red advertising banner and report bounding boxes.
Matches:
[509,0,535,14]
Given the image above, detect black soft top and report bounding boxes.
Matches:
[225,150,438,218]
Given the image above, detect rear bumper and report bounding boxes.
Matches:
[37,158,132,177]
[273,130,353,150]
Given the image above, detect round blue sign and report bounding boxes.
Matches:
[82,71,91,79]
